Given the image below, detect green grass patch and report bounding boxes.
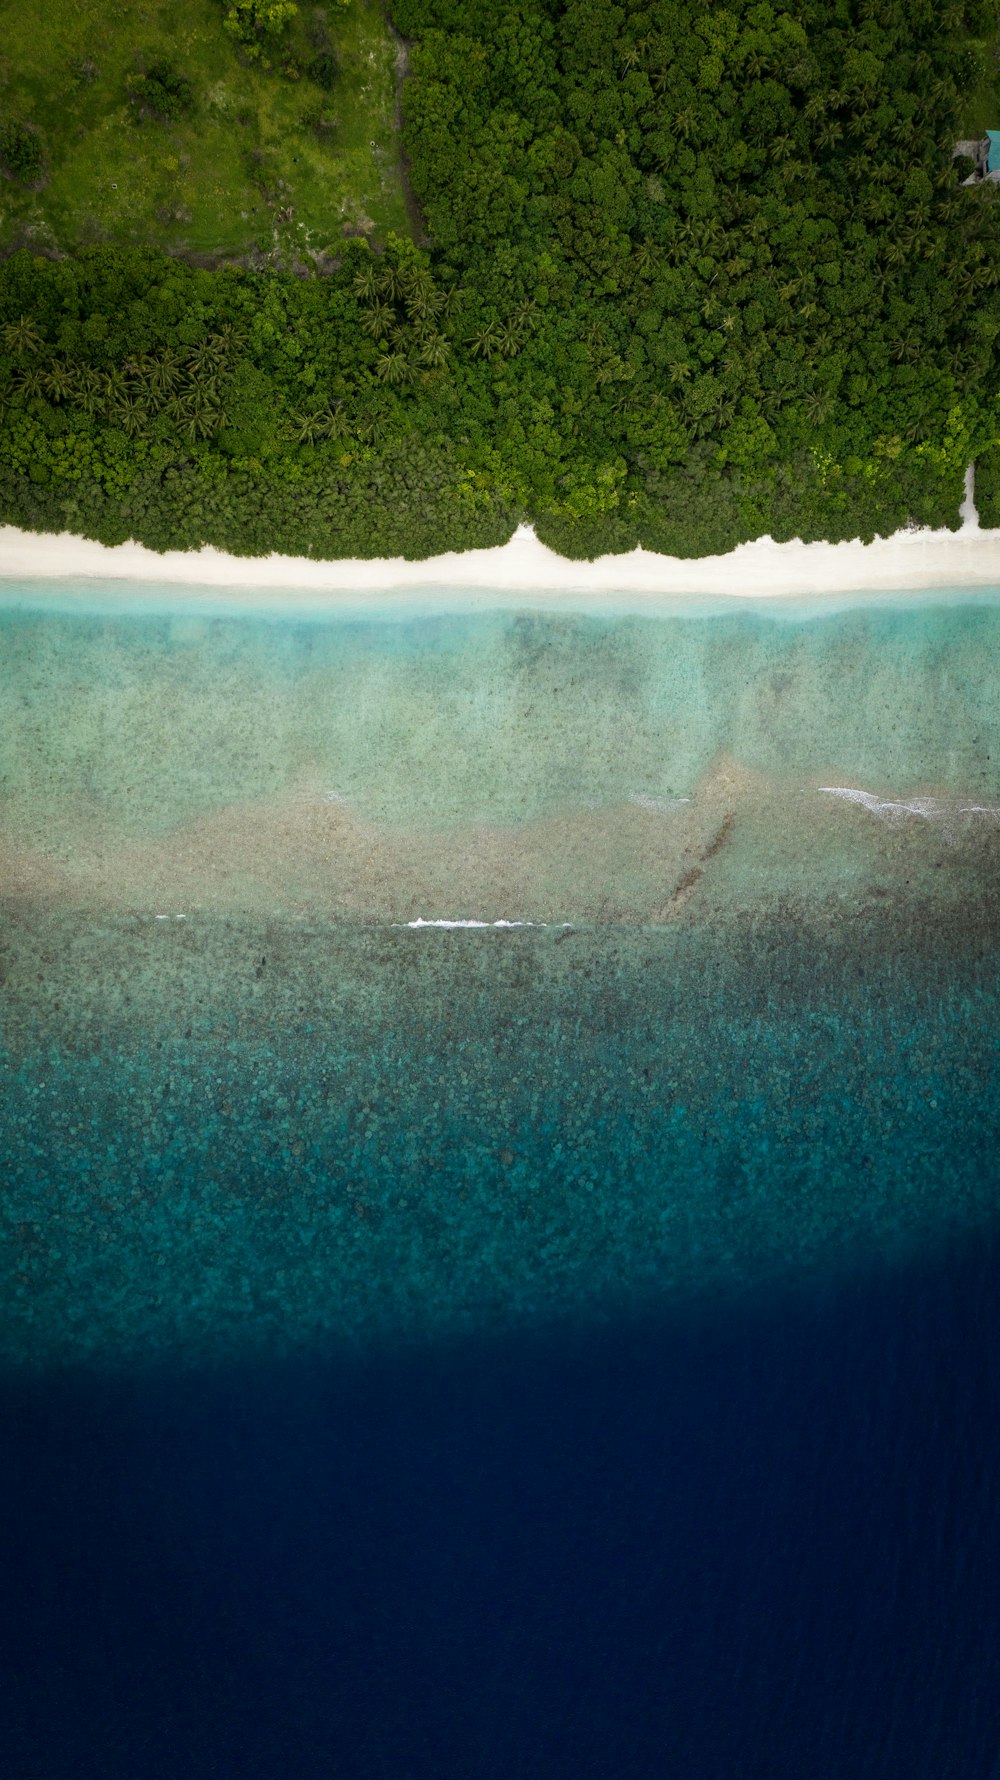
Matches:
[0,0,410,258]
[958,33,1000,138]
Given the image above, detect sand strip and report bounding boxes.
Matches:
[0,507,998,613]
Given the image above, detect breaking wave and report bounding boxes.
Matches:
[819,787,1000,825]
[397,918,572,930]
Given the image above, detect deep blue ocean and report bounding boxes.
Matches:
[3,1234,1000,1779]
[1,592,999,1775]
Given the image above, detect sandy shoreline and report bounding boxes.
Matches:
[1,504,999,613]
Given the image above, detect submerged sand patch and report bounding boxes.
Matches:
[3,754,998,927]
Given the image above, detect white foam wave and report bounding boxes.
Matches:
[628,793,691,813]
[398,918,571,929]
[819,787,1000,825]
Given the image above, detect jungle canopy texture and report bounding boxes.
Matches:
[3,0,1000,559]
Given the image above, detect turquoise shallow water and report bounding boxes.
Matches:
[1,589,999,1365]
[3,595,1000,837]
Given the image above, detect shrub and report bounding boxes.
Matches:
[307,51,337,91]
[126,61,195,123]
[67,58,99,90]
[223,0,298,51]
[0,119,44,185]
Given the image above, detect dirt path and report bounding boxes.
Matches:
[385,17,430,246]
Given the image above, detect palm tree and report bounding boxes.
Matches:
[903,400,937,444]
[418,335,449,369]
[352,260,379,303]
[1,315,44,357]
[73,367,105,415]
[889,333,921,363]
[361,301,393,340]
[375,351,411,384]
[14,366,47,399]
[436,285,462,320]
[862,191,893,224]
[145,351,184,395]
[212,325,244,355]
[403,277,437,322]
[803,391,832,426]
[185,338,229,377]
[289,410,325,444]
[513,298,537,335]
[687,409,719,441]
[355,412,389,444]
[898,223,929,255]
[183,395,221,440]
[294,404,348,441]
[184,369,221,405]
[101,369,130,406]
[378,263,407,304]
[693,218,724,252]
[161,392,190,427]
[495,320,523,357]
[467,323,501,359]
[959,264,992,296]
[110,395,148,437]
[41,362,75,403]
[324,404,350,439]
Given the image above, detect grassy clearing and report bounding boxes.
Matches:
[0,0,409,259]
[959,30,1000,138]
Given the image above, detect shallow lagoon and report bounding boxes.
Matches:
[1,587,999,1774]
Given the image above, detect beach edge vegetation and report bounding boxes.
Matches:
[2,0,1000,559]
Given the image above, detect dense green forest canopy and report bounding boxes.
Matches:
[2,0,1000,558]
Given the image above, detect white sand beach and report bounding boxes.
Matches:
[0,468,997,609]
